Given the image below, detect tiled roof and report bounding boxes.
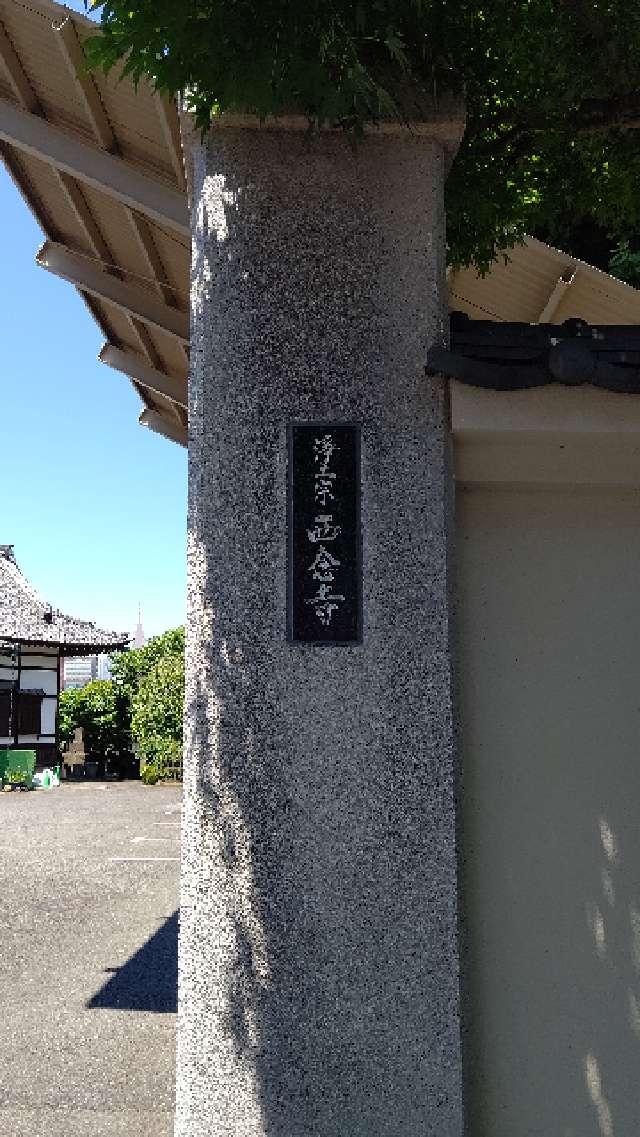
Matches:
[0,545,128,654]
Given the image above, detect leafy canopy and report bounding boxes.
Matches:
[109,626,184,706]
[131,651,185,775]
[85,2,640,272]
[58,679,128,760]
[110,627,184,775]
[60,628,185,777]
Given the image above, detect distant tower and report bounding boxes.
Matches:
[133,604,146,649]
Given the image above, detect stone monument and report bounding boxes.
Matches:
[177,108,465,1136]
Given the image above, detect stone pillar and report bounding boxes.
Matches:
[177,115,464,1137]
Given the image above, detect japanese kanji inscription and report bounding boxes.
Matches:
[287,422,362,643]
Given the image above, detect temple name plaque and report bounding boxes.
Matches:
[287,421,362,644]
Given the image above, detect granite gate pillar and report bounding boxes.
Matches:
[177,111,465,1137]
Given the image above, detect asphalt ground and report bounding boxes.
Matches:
[0,781,181,1137]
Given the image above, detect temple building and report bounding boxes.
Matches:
[0,545,128,766]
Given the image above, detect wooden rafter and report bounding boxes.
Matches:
[537,268,578,323]
[54,17,116,152]
[128,210,190,369]
[139,408,187,447]
[0,97,189,235]
[0,3,189,446]
[128,211,181,309]
[0,141,57,238]
[36,240,190,343]
[0,20,38,114]
[57,172,113,264]
[100,343,187,407]
[128,319,165,371]
[157,93,187,193]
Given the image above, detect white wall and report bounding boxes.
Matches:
[0,646,59,745]
[456,483,640,1137]
[20,652,59,669]
[20,668,57,696]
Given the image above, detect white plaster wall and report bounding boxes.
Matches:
[20,653,59,668]
[456,482,640,1136]
[40,697,56,737]
[20,669,57,696]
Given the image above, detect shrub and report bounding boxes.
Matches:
[58,679,129,762]
[131,651,184,779]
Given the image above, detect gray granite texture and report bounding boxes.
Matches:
[177,125,463,1137]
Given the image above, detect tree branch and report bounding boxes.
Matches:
[572,91,640,130]
[474,91,640,141]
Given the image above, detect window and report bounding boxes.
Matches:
[18,691,43,736]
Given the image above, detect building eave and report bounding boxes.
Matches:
[0,634,129,657]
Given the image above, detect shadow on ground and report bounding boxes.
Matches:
[87,911,178,1013]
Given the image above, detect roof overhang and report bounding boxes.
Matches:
[0,0,189,446]
[0,634,129,656]
[0,1,639,453]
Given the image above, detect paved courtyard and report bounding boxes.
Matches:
[0,781,181,1137]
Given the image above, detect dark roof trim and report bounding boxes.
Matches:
[0,635,129,657]
[427,313,640,393]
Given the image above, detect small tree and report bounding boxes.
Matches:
[58,686,82,750]
[58,680,129,763]
[109,627,185,779]
[131,651,185,779]
[109,627,185,705]
[58,631,185,775]
[81,680,129,761]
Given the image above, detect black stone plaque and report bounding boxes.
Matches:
[287,421,362,644]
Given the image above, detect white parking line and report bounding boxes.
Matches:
[130,835,177,844]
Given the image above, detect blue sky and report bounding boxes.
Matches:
[0,18,188,642]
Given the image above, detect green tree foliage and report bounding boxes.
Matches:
[131,652,185,777]
[59,629,185,777]
[85,1,640,271]
[110,627,185,777]
[58,686,82,749]
[58,679,128,761]
[109,627,185,706]
[608,240,640,288]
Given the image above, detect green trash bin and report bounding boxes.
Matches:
[0,748,36,789]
